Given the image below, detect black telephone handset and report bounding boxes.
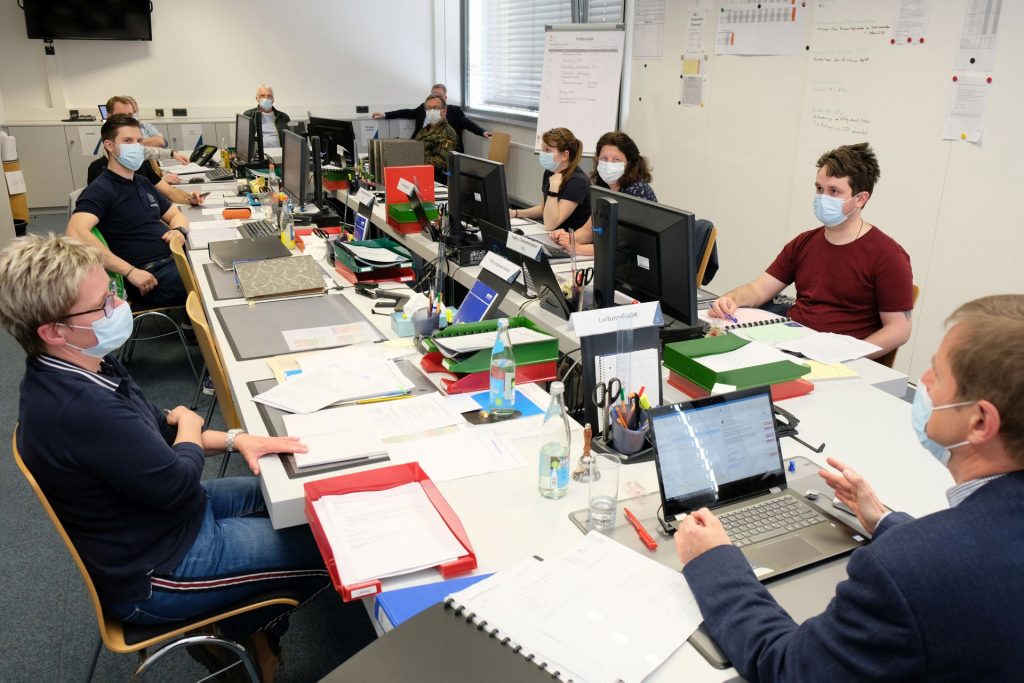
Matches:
[773,404,825,453]
[190,144,219,166]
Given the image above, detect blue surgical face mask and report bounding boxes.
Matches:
[62,301,134,358]
[259,98,273,110]
[911,379,974,466]
[813,193,854,228]
[114,142,145,172]
[538,152,560,172]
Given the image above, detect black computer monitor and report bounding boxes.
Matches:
[447,153,511,240]
[590,186,698,326]
[281,130,309,208]
[307,116,355,165]
[234,113,252,163]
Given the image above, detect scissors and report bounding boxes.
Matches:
[593,377,622,442]
[574,267,594,289]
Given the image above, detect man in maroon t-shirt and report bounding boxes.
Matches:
[709,142,913,359]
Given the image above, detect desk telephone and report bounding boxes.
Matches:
[190,144,219,166]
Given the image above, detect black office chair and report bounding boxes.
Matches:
[694,218,719,287]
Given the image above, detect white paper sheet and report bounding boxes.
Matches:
[892,0,930,43]
[386,428,526,482]
[281,321,379,353]
[187,227,242,249]
[632,0,667,58]
[954,0,1002,71]
[161,162,209,175]
[313,482,467,585]
[5,170,26,195]
[716,1,808,56]
[777,333,881,364]
[254,355,412,414]
[188,219,242,230]
[448,532,702,683]
[340,244,405,264]
[431,327,552,357]
[696,341,796,373]
[942,73,990,143]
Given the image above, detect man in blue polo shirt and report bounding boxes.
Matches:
[66,113,192,307]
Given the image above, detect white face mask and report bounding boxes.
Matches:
[425,109,443,125]
[597,160,626,185]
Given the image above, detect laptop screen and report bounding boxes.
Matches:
[650,386,786,517]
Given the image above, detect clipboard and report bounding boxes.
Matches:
[304,463,477,602]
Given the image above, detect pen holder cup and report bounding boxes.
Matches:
[412,309,441,337]
[611,409,648,455]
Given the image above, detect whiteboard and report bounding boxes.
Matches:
[624,0,1022,380]
[535,25,626,154]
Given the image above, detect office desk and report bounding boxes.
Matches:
[184,196,944,682]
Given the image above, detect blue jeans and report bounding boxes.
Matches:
[130,258,186,308]
[108,477,331,638]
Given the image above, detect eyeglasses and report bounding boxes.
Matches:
[61,280,120,320]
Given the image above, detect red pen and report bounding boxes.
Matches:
[623,507,658,550]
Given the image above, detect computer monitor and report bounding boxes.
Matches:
[447,152,511,242]
[281,130,309,208]
[307,116,356,166]
[590,186,698,326]
[97,104,108,120]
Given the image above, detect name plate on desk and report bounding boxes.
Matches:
[570,300,664,337]
[479,251,521,284]
[355,188,375,206]
[396,177,417,197]
[505,232,543,261]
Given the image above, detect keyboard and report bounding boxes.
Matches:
[205,167,234,181]
[718,496,827,548]
[239,219,280,240]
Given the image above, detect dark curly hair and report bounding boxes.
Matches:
[591,131,652,190]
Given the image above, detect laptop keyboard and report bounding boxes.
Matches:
[719,496,827,548]
[205,167,233,181]
[240,219,280,239]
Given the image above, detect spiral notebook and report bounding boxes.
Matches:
[442,532,703,683]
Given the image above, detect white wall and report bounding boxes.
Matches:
[0,0,439,121]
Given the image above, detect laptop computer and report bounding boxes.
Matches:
[649,385,866,581]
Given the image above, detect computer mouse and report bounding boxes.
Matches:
[511,227,525,236]
[188,177,204,184]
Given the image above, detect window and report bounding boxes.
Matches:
[464,0,571,119]
[463,0,623,120]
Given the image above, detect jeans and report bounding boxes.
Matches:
[129,258,186,308]
[108,477,330,638]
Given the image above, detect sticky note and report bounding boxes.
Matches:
[682,59,701,75]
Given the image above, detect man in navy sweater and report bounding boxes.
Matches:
[372,83,492,152]
[676,294,1024,682]
[1,235,335,681]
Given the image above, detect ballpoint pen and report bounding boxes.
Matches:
[725,313,739,324]
[624,507,658,550]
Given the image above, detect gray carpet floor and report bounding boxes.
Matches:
[0,213,376,682]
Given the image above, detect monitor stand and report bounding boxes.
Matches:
[658,315,707,344]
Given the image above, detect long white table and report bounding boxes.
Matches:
[180,190,948,682]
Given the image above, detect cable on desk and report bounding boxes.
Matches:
[516,298,539,316]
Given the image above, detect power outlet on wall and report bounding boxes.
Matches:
[172,108,187,117]
[155,108,165,117]
[356,105,369,114]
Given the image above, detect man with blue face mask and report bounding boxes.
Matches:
[1,235,338,680]
[675,294,1024,681]
[709,143,914,363]
[242,84,290,151]
[66,114,192,307]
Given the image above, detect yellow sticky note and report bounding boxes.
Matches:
[682,59,701,75]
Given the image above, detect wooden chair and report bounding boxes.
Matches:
[874,284,921,369]
[169,234,207,409]
[486,132,512,165]
[11,431,299,682]
[185,291,243,476]
[696,224,718,289]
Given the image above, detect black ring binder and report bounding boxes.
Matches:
[725,316,794,330]
[525,653,536,662]
[538,661,548,670]
[477,620,488,630]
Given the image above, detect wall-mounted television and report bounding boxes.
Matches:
[23,0,153,41]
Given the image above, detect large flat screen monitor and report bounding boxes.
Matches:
[590,186,698,326]
[307,116,356,166]
[447,153,511,238]
[235,114,253,164]
[23,0,152,40]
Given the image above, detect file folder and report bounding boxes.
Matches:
[662,333,810,393]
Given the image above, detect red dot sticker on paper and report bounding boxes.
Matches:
[987,77,993,84]
[907,37,912,43]
[919,37,925,44]
[952,75,958,82]
[891,38,896,45]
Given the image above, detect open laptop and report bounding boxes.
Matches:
[649,385,866,581]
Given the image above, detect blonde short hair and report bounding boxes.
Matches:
[946,295,1024,462]
[0,234,104,356]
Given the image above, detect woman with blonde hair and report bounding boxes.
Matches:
[510,127,591,233]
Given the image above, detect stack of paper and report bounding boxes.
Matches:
[695,340,796,373]
[282,393,466,468]
[339,243,406,265]
[447,532,703,683]
[313,482,468,585]
[432,327,551,359]
[253,356,414,414]
[778,333,881,364]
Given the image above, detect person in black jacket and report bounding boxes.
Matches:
[372,83,492,152]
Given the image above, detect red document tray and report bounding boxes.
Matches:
[304,462,477,602]
[294,226,342,251]
[383,165,435,205]
[668,370,814,402]
[334,261,415,285]
[420,352,558,394]
[386,215,426,235]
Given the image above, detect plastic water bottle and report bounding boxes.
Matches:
[219,137,230,169]
[489,318,516,416]
[538,381,571,499]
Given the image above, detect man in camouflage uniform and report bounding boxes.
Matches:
[415,95,458,184]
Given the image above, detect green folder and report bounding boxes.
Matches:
[421,317,559,374]
[332,238,413,273]
[663,334,809,392]
[388,202,439,223]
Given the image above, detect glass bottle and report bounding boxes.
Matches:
[539,381,571,499]
[489,318,516,416]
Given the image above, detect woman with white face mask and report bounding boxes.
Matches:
[551,131,656,256]
[509,127,591,234]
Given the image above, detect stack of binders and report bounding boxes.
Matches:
[332,237,415,284]
[419,317,559,394]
